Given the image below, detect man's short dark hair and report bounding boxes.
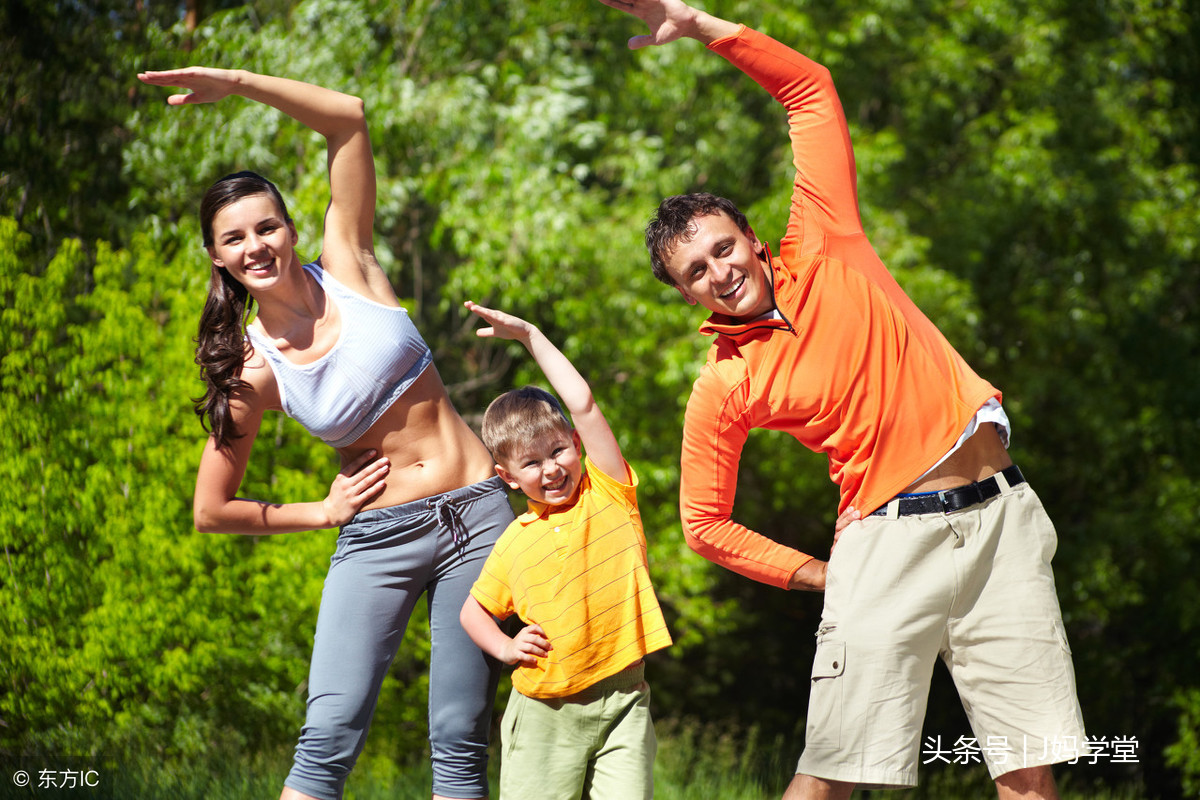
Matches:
[645,193,751,286]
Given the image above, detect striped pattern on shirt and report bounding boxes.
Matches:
[470,458,672,699]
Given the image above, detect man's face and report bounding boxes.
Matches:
[663,211,774,319]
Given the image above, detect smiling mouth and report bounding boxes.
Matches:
[718,275,745,300]
[544,475,569,493]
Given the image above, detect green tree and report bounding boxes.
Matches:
[3,0,1197,795]
[0,0,188,255]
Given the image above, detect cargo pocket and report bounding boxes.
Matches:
[806,640,846,749]
[812,640,846,678]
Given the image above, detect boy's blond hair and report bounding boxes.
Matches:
[481,385,572,464]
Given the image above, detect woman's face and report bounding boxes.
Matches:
[206,193,298,291]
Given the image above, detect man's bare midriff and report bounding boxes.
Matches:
[900,422,1013,494]
[339,366,497,510]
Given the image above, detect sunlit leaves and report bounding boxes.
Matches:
[5,0,1200,792]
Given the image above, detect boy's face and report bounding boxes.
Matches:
[663,211,774,320]
[495,428,584,507]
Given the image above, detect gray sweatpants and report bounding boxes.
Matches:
[284,476,513,800]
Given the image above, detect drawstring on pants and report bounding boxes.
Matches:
[430,494,469,557]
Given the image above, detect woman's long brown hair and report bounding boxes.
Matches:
[194,171,292,450]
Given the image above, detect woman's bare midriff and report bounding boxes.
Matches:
[338,366,497,510]
[900,422,1014,494]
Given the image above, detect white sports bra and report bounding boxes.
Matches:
[245,262,433,448]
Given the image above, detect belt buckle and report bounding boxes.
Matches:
[939,482,983,513]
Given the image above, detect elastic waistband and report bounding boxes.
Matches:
[349,475,507,525]
[562,661,647,703]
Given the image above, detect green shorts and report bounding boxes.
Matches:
[499,662,656,799]
[797,481,1087,789]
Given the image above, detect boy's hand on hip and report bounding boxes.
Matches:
[502,623,553,667]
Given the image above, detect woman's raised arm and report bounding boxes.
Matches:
[138,67,391,302]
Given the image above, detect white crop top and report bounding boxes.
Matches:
[245,262,433,449]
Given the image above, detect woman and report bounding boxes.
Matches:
[137,66,512,800]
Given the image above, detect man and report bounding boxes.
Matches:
[596,1,1088,798]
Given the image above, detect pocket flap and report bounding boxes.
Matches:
[811,640,846,679]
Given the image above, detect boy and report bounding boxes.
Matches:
[459,300,673,800]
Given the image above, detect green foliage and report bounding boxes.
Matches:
[0,0,184,255]
[2,0,1197,796]
[1167,688,1200,797]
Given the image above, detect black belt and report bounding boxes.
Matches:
[869,464,1025,517]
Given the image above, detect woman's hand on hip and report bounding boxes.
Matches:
[323,450,390,527]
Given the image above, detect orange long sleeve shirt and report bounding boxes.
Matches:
[679,26,1000,589]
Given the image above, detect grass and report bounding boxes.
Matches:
[41,719,1148,800]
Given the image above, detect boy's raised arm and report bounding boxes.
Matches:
[464,301,625,481]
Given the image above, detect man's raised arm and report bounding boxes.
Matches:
[595,0,739,48]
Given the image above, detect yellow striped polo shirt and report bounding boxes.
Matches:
[470,458,673,699]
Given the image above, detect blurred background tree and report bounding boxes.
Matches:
[1,0,1196,796]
